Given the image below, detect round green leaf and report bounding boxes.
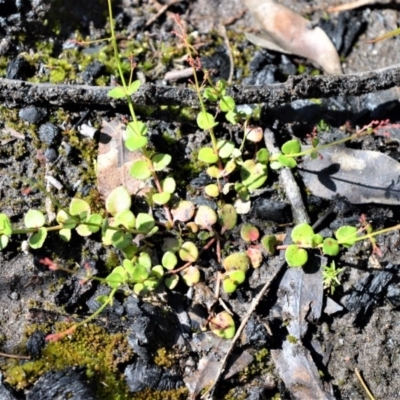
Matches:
[135,213,155,233]
[152,154,172,171]
[219,96,235,112]
[162,251,178,270]
[240,223,259,242]
[126,121,147,137]
[162,177,176,194]
[204,184,219,198]
[114,209,136,229]
[229,270,246,285]
[335,226,358,247]
[126,80,141,95]
[106,186,132,216]
[256,148,269,164]
[277,154,297,168]
[217,140,235,158]
[282,139,301,155]
[240,160,268,190]
[285,244,308,268]
[0,214,12,236]
[108,86,126,99]
[198,147,218,164]
[322,238,340,256]
[179,241,199,262]
[223,252,250,272]
[222,278,237,294]
[130,160,152,180]
[56,210,77,229]
[29,227,47,249]
[24,210,45,229]
[152,192,171,205]
[206,165,220,178]
[164,274,179,290]
[0,235,9,250]
[171,200,195,223]
[197,111,218,130]
[291,223,315,247]
[105,272,124,288]
[125,135,148,151]
[261,235,277,255]
[130,265,149,283]
[218,204,237,232]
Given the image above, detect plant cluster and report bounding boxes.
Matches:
[0,0,397,340]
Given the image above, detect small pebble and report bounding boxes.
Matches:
[44,148,58,162]
[38,123,60,145]
[19,106,46,124]
[10,292,19,301]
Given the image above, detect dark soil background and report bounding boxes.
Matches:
[0,0,400,399]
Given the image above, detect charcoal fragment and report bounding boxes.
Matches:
[38,122,60,146]
[19,106,46,124]
[26,330,46,359]
[6,56,34,80]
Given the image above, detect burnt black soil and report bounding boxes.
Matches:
[1,1,400,399]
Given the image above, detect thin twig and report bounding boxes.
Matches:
[0,351,30,360]
[3,63,400,108]
[264,128,310,225]
[355,368,376,400]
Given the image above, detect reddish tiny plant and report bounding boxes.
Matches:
[39,257,59,271]
[45,326,76,342]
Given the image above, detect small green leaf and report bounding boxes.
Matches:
[162,251,178,270]
[203,87,219,102]
[323,238,340,256]
[138,252,152,270]
[136,213,155,233]
[222,278,237,294]
[152,192,171,205]
[130,160,152,180]
[218,204,237,232]
[223,252,250,273]
[106,186,132,216]
[59,228,71,242]
[197,111,218,130]
[291,223,315,247]
[228,270,246,285]
[125,135,148,151]
[240,160,268,190]
[179,241,199,262]
[29,227,47,249]
[277,154,297,168]
[111,231,133,250]
[204,184,219,198]
[25,210,45,229]
[164,274,179,290]
[270,161,283,170]
[152,154,172,171]
[69,198,90,219]
[335,226,358,247]
[108,86,126,99]
[126,121,147,137]
[126,80,141,95]
[285,244,308,268]
[198,147,218,164]
[219,96,235,112]
[225,110,239,125]
[0,214,12,236]
[282,139,301,155]
[86,213,102,233]
[106,272,124,288]
[217,140,235,159]
[206,165,220,178]
[56,210,77,229]
[256,148,269,164]
[130,265,149,283]
[0,235,9,250]
[261,235,277,255]
[152,265,164,278]
[114,210,136,230]
[162,177,176,193]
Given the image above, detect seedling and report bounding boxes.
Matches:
[322,261,345,294]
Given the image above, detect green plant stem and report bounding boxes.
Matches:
[107,0,138,125]
[74,287,117,329]
[269,129,374,161]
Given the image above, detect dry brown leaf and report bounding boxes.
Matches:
[243,0,342,74]
[97,119,151,198]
